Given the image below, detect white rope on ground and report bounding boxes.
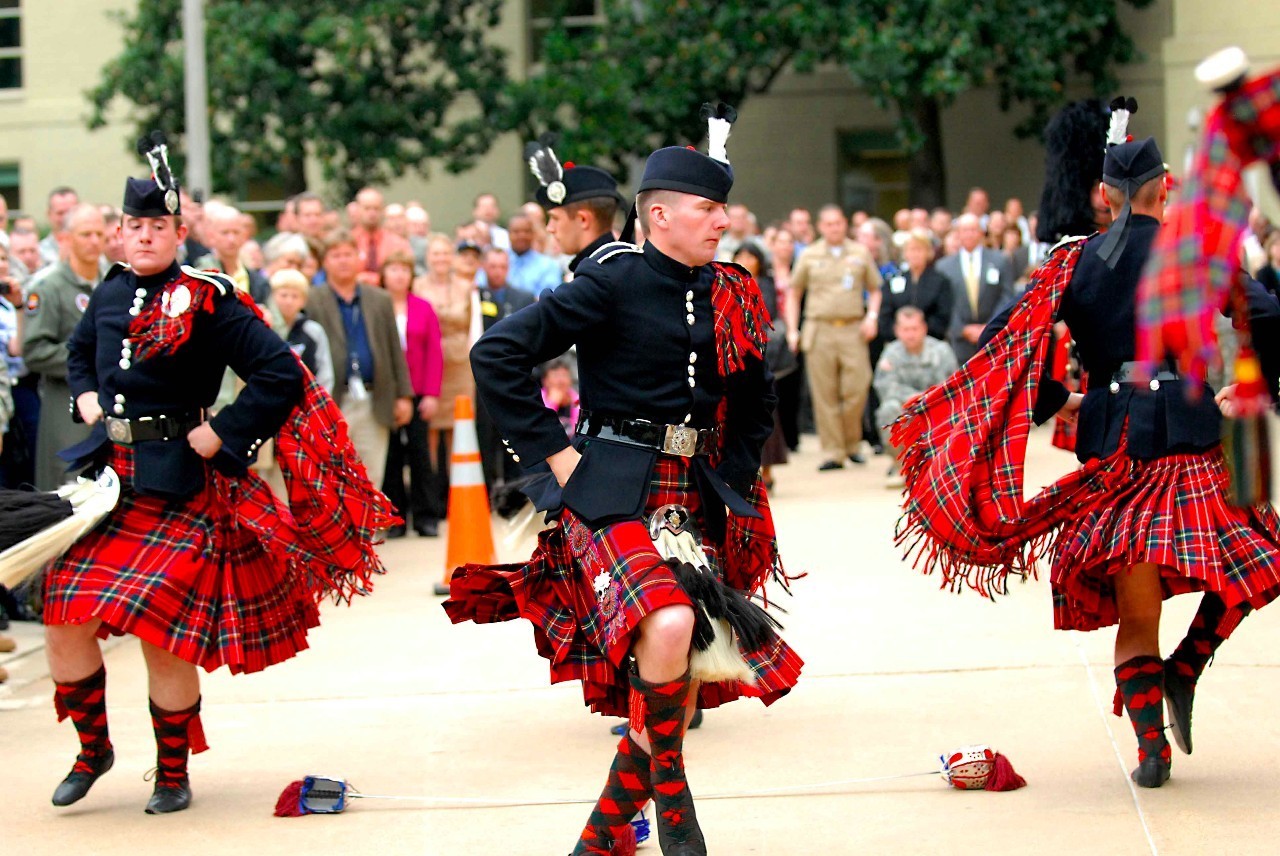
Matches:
[335,770,942,812]
[1072,635,1159,856]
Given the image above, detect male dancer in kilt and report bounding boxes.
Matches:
[445,107,801,855]
[42,139,394,814]
[893,125,1280,789]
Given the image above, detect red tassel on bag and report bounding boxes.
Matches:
[610,822,637,856]
[984,752,1027,791]
[274,780,307,817]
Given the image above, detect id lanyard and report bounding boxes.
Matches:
[347,302,369,402]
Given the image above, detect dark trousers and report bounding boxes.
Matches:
[776,360,804,451]
[381,397,438,527]
[1,377,40,489]
[863,337,886,449]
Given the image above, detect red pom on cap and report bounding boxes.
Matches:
[563,161,575,170]
[686,145,697,151]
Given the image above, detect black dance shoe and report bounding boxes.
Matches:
[1163,659,1195,755]
[817,460,844,471]
[52,749,115,807]
[1130,756,1171,788]
[385,524,408,539]
[848,453,867,465]
[414,520,439,537]
[145,779,192,814]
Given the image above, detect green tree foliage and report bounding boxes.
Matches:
[88,0,509,199]
[517,0,1153,206]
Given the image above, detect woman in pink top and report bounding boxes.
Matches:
[381,251,445,537]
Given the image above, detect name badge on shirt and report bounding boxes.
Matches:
[985,266,1000,285]
[842,272,855,291]
[889,275,906,294]
[481,300,499,318]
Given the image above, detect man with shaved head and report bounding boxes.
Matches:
[22,203,105,488]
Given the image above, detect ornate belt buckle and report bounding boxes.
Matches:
[663,423,698,457]
[650,504,691,539]
[105,417,132,444]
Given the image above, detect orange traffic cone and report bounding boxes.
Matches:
[433,396,496,595]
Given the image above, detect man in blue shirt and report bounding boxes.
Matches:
[506,214,563,298]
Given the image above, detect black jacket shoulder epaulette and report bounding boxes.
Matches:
[180,265,233,297]
[104,262,131,282]
[1049,233,1093,255]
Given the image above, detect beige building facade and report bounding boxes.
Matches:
[0,1,1275,232]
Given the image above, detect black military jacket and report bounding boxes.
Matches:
[470,240,775,529]
[1009,216,1219,462]
[63,261,304,499]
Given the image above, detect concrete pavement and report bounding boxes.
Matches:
[4,429,1280,855]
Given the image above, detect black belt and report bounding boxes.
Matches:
[105,411,205,445]
[576,411,717,458]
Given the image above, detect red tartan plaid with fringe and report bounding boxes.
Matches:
[444,261,801,715]
[1051,449,1280,632]
[44,446,321,674]
[1137,67,1280,384]
[42,272,398,673]
[889,239,1098,596]
[444,457,802,717]
[892,238,1280,628]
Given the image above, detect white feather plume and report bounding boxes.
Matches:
[1106,96,1137,148]
[707,117,732,165]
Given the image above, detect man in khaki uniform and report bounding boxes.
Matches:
[23,204,104,489]
[786,204,882,470]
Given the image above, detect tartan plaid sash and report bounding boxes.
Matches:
[889,240,1115,597]
[707,262,791,598]
[1137,67,1280,384]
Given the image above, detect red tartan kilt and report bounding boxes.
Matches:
[444,456,802,717]
[43,446,321,674]
[1051,448,1280,632]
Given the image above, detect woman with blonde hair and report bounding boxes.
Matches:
[413,234,476,524]
[879,229,954,345]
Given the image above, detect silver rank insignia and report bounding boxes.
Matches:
[547,180,566,204]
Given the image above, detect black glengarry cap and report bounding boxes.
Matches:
[1096,136,1166,268]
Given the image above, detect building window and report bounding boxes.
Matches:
[528,0,602,65]
[0,0,20,90]
[837,130,908,218]
[0,162,19,213]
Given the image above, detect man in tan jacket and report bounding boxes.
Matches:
[307,230,413,486]
[786,204,883,470]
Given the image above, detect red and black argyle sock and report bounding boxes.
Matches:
[572,734,652,856]
[1114,656,1170,765]
[53,666,112,774]
[632,669,704,850]
[149,697,209,787]
[1168,592,1239,684]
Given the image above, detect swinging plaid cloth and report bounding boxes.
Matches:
[890,242,1280,633]
[44,274,398,674]
[1137,67,1280,382]
[444,263,802,717]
